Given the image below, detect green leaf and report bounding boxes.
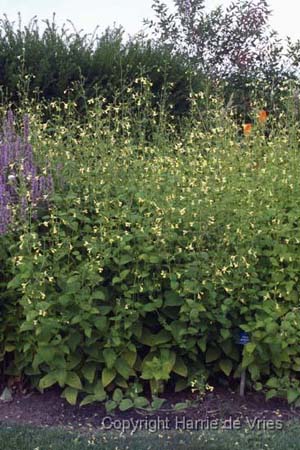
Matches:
[287,389,299,404]
[122,350,137,368]
[119,399,134,411]
[92,290,106,300]
[248,364,260,380]
[105,400,117,412]
[143,302,160,312]
[241,352,255,369]
[115,358,133,379]
[112,388,123,403]
[94,317,107,332]
[198,337,207,353]
[103,348,117,369]
[98,306,112,315]
[115,376,129,389]
[39,372,58,390]
[80,395,97,407]
[220,329,231,340]
[164,291,182,307]
[175,379,188,392]
[266,377,279,389]
[93,381,106,401]
[173,356,188,377]
[134,396,149,408]
[151,397,165,410]
[55,369,67,387]
[133,322,142,339]
[7,275,23,289]
[66,354,82,371]
[102,368,116,387]
[118,255,133,265]
[245,342,256,354]
[67,332,82,352]
[120,269,130,280]
[66,371,82,390]
[190,309,199,321]
[81,364,96,384]
[206,347,221,363]
[138,328,172,347]
[265,389,277,400]
[36,346,56,364]
[219,359,232,376]
[160,349,176,373]
[62,387,78,405]
[170,321,186,342]
[4,344,15,352]
[149,256,160,264]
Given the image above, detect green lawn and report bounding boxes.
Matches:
[1,423,300,450]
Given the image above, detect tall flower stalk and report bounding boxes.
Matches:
[0,111,53,234]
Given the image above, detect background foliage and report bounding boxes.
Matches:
[0,15,204,119]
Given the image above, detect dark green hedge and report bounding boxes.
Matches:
[0,17,205,118]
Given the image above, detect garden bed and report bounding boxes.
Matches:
[0,385,297,431]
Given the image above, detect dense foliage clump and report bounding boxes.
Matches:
[1,82,300,409]
[0,16,204,120]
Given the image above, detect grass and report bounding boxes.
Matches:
[1,423,300,450]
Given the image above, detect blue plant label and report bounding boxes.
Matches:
[239,331,250,345]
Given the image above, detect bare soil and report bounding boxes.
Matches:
[0,384,299,431]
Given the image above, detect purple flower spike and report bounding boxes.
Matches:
[0,110,55,234]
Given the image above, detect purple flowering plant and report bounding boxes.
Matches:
[0,110,53,234]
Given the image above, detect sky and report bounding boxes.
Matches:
[1,0,299,42]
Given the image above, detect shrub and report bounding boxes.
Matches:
[0,95,299,410]
[3,1,300,409]
[0,16,204,120]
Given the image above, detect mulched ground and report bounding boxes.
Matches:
[0,383,299,431]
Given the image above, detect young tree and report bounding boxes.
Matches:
[146,0,275,76]
[146,0,300,121]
